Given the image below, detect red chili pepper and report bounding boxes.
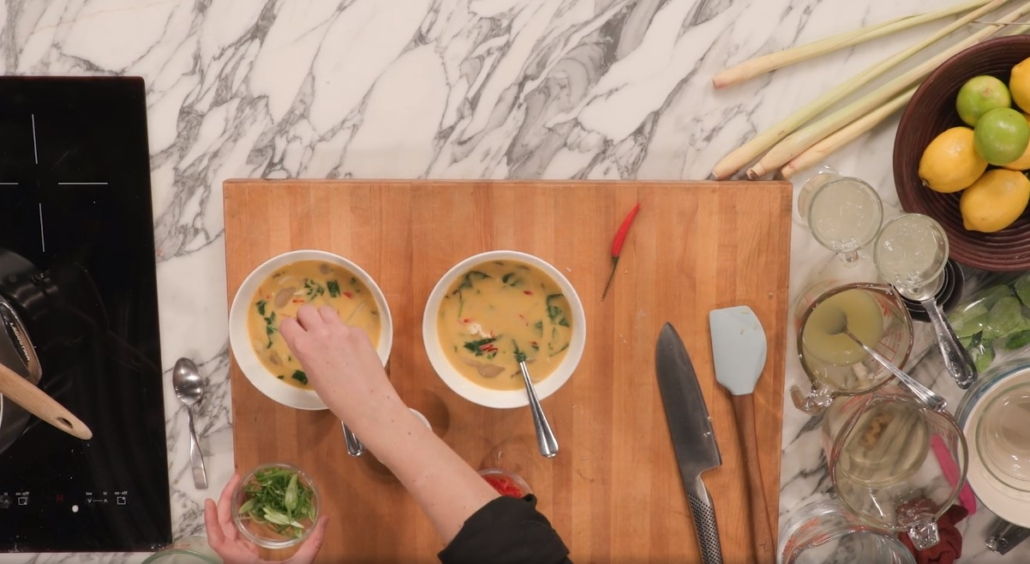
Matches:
[291,298,304,304]
[343,291,353,299]
[523,290,533,295]
[602,202,640,300]
[462,318,471,323]
[483,474,524,498]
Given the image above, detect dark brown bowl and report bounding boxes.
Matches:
[894,35,1030,272]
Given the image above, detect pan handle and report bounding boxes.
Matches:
[0,362,92,440]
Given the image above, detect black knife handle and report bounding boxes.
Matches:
[687,476,723,564]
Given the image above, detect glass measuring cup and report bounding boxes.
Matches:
[798,171,884,259]
[875,213,976,389]
[778,498,915,564]
[823,388,968,550]
[792,283,914,414]
[796,171,883,290]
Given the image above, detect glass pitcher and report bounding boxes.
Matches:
[823,388,968,550]
[792,283,914,414]
[779,498,915,564]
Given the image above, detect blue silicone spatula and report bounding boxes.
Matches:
[709,305,775,564]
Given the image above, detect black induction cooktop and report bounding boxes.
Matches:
[0,77,171,551]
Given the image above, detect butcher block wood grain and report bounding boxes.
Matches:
[224,180,792,563]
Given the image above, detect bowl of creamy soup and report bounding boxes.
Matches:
[422,250,586,408]
[229,249,393,410]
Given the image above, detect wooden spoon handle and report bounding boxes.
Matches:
[0,362,93,440]
[731,393,775,564]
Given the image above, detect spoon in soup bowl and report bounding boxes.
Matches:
[517,357,558,458]
[824,310,947,412]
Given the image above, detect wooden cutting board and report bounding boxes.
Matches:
[224,180,791,563]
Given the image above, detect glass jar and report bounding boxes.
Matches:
[823,388,967,550]
[779,498,915,564]
[792,283,914,414]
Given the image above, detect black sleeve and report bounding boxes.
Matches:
[438,495,572,564]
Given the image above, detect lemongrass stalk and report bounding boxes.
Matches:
[748,0,1030,179]
[711,0,1008,179]
[713,0,994,89]
[781,87,917,179]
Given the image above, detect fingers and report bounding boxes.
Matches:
[218,473,241,533]
[279,317,302,348]
[203,498,225,547]
[318,305,341,325]
[287,515,330,563]
[296,305,323,331]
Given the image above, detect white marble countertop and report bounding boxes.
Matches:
[2,0,1027,561]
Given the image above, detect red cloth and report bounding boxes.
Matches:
[898,504,970,564]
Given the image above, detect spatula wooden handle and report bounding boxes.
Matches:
[0,362,93,440]
[731,393,775,564]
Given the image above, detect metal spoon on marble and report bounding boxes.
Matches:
[824,310,947,412]
[173,358,208,489]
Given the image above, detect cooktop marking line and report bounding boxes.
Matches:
[0,182,17,186]
[30,114,39,165]
[57,182,109,186]
[38,203,46,253]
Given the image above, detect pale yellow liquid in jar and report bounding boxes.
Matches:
[808,179,882,253]
[837,400,929,486]
[876,215,946,293]
[802,289,885,366]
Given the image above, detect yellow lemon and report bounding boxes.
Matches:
[918,127,988,193]
[960,169,1030,232]
[1003,113,1030,170]
[1011,57,1030,113]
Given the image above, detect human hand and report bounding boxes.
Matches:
[204,472,328,564]
[279,304,398,421]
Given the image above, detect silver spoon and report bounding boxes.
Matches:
[826,311,947,411]
[173,358,208,489]
[874,214,976,389]
[518,359,558,458]
[896,276,977,390]
[342,424,364,457]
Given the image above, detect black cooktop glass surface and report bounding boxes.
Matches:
[0,77,171,551]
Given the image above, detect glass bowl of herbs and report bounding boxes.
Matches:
[231,463,320,550]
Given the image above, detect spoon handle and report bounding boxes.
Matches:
[518,361,558,458]
[851,335,947,411]
[343,424,364,457]
[921,297,977,389]
[186,407,208,489]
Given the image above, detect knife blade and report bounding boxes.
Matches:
[656,322,723,564]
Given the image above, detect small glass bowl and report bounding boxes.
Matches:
[478,468,532,498]
[976,381,1030,492]
[232,463,320,550]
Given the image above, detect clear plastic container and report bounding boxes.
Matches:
[779,499,915,564]
[232,462,320,550]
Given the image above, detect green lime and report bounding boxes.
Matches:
[974,107,1030,165]
[957,75,1011,126]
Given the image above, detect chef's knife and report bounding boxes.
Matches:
[656,322,724,564]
